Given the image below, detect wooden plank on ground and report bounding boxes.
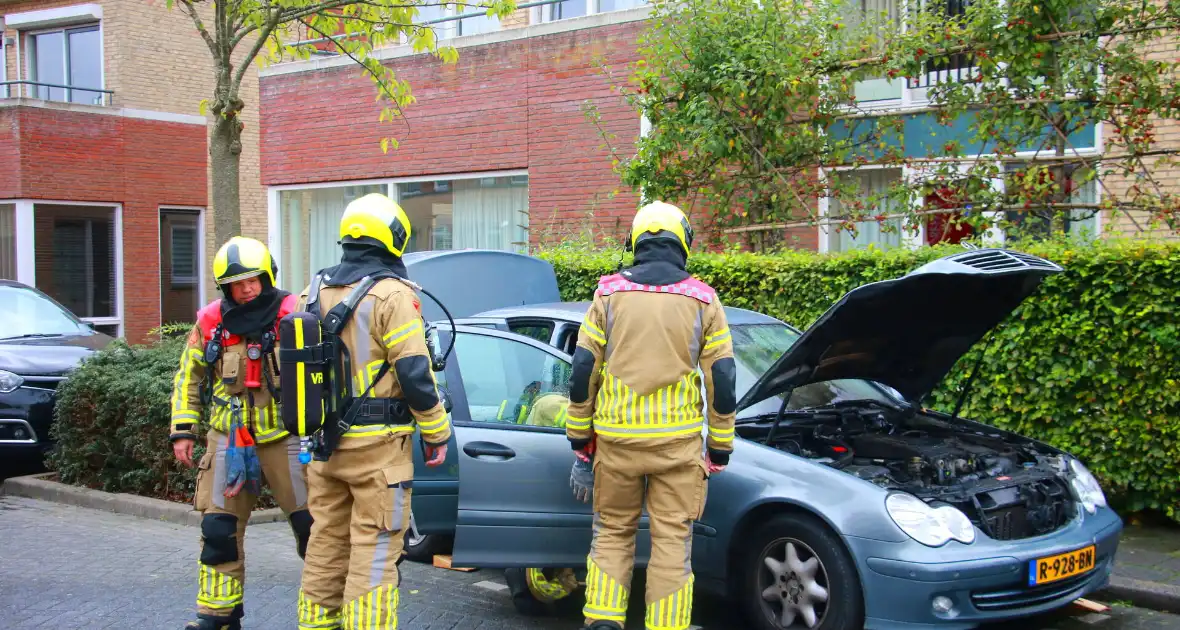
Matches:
[1072,597,1111,613]
[433,554,477,572]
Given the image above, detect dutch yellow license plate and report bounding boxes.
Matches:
[1029,545,1096,586]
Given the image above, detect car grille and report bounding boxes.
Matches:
[21,377,63,392]
[961,478,1074,541]
[947,249,1063,273]
[970,566,1100,611]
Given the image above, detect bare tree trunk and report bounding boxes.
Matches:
[210,113,244,248]
[209,54,245,249]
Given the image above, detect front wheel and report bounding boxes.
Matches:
[402,512,451,563]
[504,567,582,617]
[734,512,864,630]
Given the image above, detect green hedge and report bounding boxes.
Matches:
[48,327,201,502]
[539,239,1180,521]
[47,324,278,507]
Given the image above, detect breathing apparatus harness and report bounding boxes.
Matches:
[276,270,455,464]
[198,318,283,433]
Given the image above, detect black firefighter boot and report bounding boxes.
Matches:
[183,604,243,630]
[582,622,624,630]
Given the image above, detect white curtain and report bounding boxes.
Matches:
[452,178,528,253]
[830,169,904,252]
[281,184,384,292]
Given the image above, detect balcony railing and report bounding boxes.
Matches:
[906,53,977,90]
[907,0,975,90]
[0,80,114,107]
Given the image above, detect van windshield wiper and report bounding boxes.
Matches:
[0,333,64,340]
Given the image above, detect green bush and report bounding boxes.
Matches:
[48,327,200,502]
[47,323,277,507]
[539,239,1180,521]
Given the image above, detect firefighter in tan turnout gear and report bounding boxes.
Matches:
[170,236,309,630]
[565,201,736,630]
[287,192,451,630]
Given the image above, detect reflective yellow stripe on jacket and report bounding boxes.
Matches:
[591,366,705,439]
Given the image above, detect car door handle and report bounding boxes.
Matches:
[463,441,516,459]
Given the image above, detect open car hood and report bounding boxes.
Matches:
[403,250,561,322]
[735,248,1063,411]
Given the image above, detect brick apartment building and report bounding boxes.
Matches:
[1,0,267,342]
[259,0,1178,276]
[259,2,655,294]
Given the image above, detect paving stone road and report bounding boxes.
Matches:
[1,495,1178,630]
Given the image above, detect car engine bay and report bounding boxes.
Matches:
[741,403,1078,541]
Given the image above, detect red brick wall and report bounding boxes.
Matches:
[259,20,650,245]
[0,105,207,343]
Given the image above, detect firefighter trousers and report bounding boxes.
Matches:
[298,433,415,630]
[583,436,709,630]
[193,429,311,617]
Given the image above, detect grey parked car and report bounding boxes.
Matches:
[396,248,1122,630]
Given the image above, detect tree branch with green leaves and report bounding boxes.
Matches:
[588,0,1180,251]
[167,0,516,251]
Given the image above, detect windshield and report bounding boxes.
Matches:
[0,286,91,339]
[730,323,900,419]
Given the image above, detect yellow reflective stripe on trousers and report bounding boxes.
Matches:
[342,584,399,630]
[383,319,423,349]
[592,370,705,438]
[583,558,628,622]
[197,564,244,609]
[645,575,695,630]
[704,327,730,350]
[298,589,342,629]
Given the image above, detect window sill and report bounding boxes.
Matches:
[4,4,102,30]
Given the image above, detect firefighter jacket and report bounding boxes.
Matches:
[170,295,299,445]
[295,276,452,447]
[563,274,737,463]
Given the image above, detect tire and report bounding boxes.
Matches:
[402,512,451,563]
[504,567,582,617]
[734,512,865,630]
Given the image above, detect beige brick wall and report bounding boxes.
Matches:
[501,6,532,29]
[1097,24,1179,240]
[1,0,269,300]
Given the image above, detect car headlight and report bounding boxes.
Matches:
[885,493,976,547]
[0,370,23,394]
[1068,458,1108,514]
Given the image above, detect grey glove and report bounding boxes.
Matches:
[570,456,594,503]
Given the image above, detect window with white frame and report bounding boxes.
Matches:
[837,0,976,106]
[538,0,647,23]
[25,22,103,104]
[32,203,121,337]
[1001,161,1100,239]
[411,1,501,39]
[274,174,530,294]
[840,0,904,103]
[824,168,906,252]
